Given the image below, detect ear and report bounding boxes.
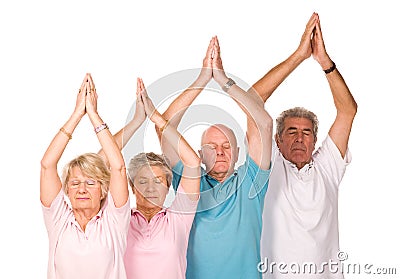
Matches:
[198,149,205,163]
[275,134,281,146]
[234,147,239,163]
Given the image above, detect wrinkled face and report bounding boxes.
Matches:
[67,166,102,213]
[133,166,169,210]
[276,117,316,169]
[199,125,239,180]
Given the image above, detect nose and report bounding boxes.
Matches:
[144,183,158,193]
[295,132,304,143]
[215,146,224,156]
[77,183,88,192]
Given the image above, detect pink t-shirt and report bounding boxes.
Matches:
[42,190,130,279]
[124,187,198,279]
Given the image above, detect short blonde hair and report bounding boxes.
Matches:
[62,153,110,201]
[127,152,172,191]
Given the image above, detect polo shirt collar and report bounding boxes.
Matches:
[280,153,314,174]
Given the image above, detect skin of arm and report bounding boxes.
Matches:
[311,15,357,157]
[155,37,215,167]
[40,75,88,207]
[86,74,129,208]
[139,78,201,200]
[249,13,319,102]
[212,37,273,170]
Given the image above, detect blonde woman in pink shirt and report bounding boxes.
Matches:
[40,73,130,279]
[103,78,201,279]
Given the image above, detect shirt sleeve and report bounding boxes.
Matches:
[168,184,199,232]
[41,189,71,236]
[103,192,131,234]
[239,154,271,199]
[171,160,184,192]
[313,135,352,187]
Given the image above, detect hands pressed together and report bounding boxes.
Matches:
[296,12,332,69]
[199,35,229,87]
[74,73,100,119]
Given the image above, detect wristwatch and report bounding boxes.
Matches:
[222,78,236,92]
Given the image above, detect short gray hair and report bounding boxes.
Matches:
[276,107,319,140]
[127,152,172,190]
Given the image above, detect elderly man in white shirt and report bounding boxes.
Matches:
[250,13,357,278]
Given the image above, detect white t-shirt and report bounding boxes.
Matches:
[260,136,351,279]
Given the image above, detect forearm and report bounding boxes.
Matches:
[162,76,208,124]
[41,111,83,168]
[325,67,358,117]
[154,113,200,168]
[89,113,125,171]
[40,111,83,206]
[250,51,306,102]
[112,116,143,151]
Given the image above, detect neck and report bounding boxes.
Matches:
[137,205,162,222]
[73,208,99,231]
[207,169,234,182]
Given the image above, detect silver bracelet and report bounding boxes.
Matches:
[94,123,109,134]
[222,78,236,92]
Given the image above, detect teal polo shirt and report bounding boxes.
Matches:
[172,154,270,279]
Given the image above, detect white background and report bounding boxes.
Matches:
[1,0,399,278]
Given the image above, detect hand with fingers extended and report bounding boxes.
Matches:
[85,73,99,117]
[211,36,229,85]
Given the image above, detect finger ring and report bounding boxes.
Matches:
[79,89,81,93]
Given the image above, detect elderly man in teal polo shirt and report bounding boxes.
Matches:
[156,36,272,279]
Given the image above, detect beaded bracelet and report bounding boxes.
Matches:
[94,123,109,134]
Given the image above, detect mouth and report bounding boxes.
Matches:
[145,196,159,200]
[76,197,90,200]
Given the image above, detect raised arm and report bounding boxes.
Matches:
[40,75,88,207]
[311,14,357,157]
[86,74,129,208]
[98,77,146,164]
[249,12,319,102]
[212,37,272,170]
[140,78,200,199]
[156,37,214,167]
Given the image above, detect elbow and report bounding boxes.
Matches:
[352,101,358,117]
[40,158,53,170]
[258,111,273,130]
[186,156,202,169]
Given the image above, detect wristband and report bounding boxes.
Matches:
[323,62,336,74]
[94,123,109,134]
